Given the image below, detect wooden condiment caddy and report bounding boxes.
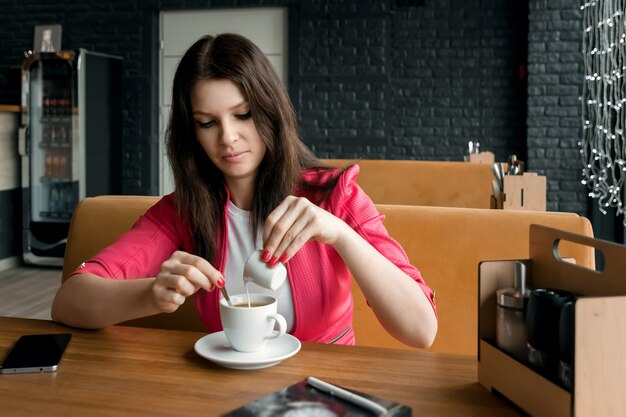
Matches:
[477,225,626,417]
[502,173,546,211]
[468,151,495,164]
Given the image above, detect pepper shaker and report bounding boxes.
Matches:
[496,261,529,362]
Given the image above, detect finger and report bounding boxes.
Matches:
[158,259,199,295]
[270,211,312,264]
[167,290,186,306]
[152,284,185,313]
[262,196,297,245]
[167,263,209,292]
[263,197,310,254]
[283,222,323,262]
[170,251,223,290]
[161,273,197,297]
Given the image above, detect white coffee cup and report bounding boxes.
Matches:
[243,250,287,290]
[219,293,287,353]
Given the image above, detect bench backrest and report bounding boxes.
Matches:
[322,159,494,208]
[63,196,594,355]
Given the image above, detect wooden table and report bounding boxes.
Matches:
[0,316,520,416]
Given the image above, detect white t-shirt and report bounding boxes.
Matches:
[223,200,295,332]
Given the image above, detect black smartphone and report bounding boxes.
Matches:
[0,333,72,374]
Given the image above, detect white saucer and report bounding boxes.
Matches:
[194,331,301,370]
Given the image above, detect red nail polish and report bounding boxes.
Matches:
[217,277,225,288]
[279,254,288,263]
[261,250,271,262]
[268,256,278,267]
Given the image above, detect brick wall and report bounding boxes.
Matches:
[297,1,528,165]
[527,0,586,214]
[0,0,589,220]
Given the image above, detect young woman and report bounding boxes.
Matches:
[51,33,437,348]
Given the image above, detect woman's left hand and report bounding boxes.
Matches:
[261,195,347,264]
[262,195,438,348]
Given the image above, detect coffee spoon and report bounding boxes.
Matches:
[220,286,232,306]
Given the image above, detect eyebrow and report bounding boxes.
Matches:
[192,101,249,116]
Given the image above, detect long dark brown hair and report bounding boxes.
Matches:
[166,33,343,261]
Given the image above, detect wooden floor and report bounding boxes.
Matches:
[0,266,62,320]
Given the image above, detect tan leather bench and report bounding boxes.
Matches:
[322,159,495,208]
[62,196,593,355]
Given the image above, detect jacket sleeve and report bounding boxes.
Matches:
[323,164,437,315]
[71,194,185,280]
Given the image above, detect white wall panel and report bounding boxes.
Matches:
[162,8,286,56]
[159,7,287,195]
[0,112,20,192]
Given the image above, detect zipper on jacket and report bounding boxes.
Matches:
[326,323,352,344]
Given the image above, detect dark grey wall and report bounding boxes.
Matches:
[0,0,596,262]
[0,0,530,191]
[297,1,528,165]
[0,189,21,261]
[527,0,585,214]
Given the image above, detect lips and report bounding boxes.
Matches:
[222,151,247,162]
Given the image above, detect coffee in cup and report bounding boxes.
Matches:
[232,302,267,308]
[219,294,287,353]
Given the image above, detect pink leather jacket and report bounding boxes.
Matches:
[77,165,436,345]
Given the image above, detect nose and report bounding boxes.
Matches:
[219,120,239,145]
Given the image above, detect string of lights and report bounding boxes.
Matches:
[580,0,626,223]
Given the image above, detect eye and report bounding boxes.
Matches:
[236,111,252,120]
[196,120,215,129]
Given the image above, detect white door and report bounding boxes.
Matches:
[159,8,288,195]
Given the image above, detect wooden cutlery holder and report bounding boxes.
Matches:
[477,225,626,417]
[468,151,495,164]
[491,172,546,210]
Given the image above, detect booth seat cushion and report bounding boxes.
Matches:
[62,196,205,333]
[359,204,593,354]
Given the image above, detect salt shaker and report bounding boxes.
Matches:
[496,261,529,362]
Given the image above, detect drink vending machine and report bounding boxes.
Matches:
[18,49,122,266]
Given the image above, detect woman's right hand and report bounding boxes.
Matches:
[151,250,224,313]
